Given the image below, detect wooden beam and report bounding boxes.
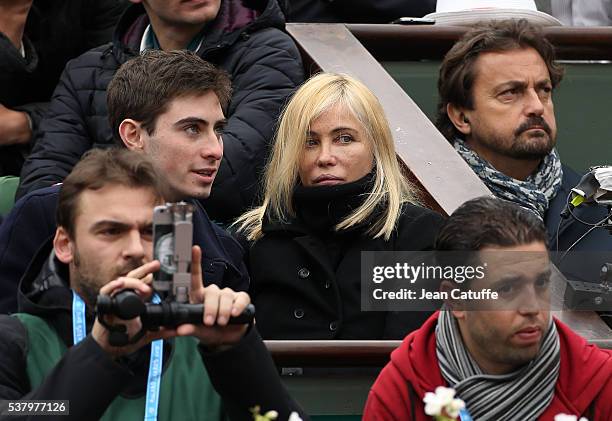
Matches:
[346,24,612,61]
[265,340,400,366]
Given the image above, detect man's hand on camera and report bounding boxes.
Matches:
[175,245,250,349]
[91,261,171,358]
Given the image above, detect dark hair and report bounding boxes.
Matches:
[107,49,232,144]
[57,148,164,238]
[435,196,548,251]
[435,19,564,141]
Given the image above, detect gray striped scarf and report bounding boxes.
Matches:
[435,310,560,420]
[454,138,563,220]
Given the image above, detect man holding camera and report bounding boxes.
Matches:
[0,50,250,313]
[0,148,304,420]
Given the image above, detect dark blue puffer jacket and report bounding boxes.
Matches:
[17,0,304,223]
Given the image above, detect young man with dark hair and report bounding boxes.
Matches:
[0,148,305,420]
[17,0,304,223]
[364,196,612,420]
[435,18,612,282]
[106,50,231,148]
[107,50,232,202]
[0,50,248,313]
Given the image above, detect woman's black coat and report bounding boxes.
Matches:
[247,203,445,340]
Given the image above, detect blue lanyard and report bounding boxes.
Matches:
[144,295,163,421]
[459,408,473,421]
[72,291,164,421]
[72,291,87,344]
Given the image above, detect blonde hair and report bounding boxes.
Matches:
[235,73,420,241]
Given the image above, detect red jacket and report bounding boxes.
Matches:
[364,312,612,420]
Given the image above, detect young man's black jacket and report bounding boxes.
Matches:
[0,240,306,421]
[0,185,249,313]
[0,0,126,176]
[17,0,305,223]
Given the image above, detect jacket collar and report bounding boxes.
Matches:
[112,0,285,62]
[17,238,77,346]
[18,239,72,315]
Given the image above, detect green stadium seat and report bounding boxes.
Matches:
[0,176,19,216]
[382,61,612,173]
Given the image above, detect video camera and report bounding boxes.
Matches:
[568,165,612,210]
[96,202,255,346]
[562,166,612,312]
[564,263,612,311]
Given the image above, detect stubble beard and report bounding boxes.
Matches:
[472,116,556,161]
[71,248,143,311]
[469,321,542,372]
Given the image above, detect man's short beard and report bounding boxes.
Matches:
[70,247,144,311]
[71,250,103,312]
[74,281,101,316]
[469,322,542,370]
[473,116,556,161]
[508,133,554,160]
[471,132,555,161]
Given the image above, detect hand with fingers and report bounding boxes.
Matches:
[91,260,176,358]
[175,245,251,349]
[0,103,31,146]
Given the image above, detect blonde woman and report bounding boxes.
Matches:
[235,73,444,339]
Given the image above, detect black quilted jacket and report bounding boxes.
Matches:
[0,0,125,176]
[17,0,304,223]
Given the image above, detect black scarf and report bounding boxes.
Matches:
[291,172,376,234]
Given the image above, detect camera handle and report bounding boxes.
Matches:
[142,301,255,327]
[96,290,256,346]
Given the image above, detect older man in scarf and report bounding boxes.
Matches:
[434,19,612,285]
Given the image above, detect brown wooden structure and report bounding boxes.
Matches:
[347,25,612,61]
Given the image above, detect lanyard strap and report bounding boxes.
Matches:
[459,408,474,421]
[72,291,164,421]
[144,295,163,421]
[72,291,87,344]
